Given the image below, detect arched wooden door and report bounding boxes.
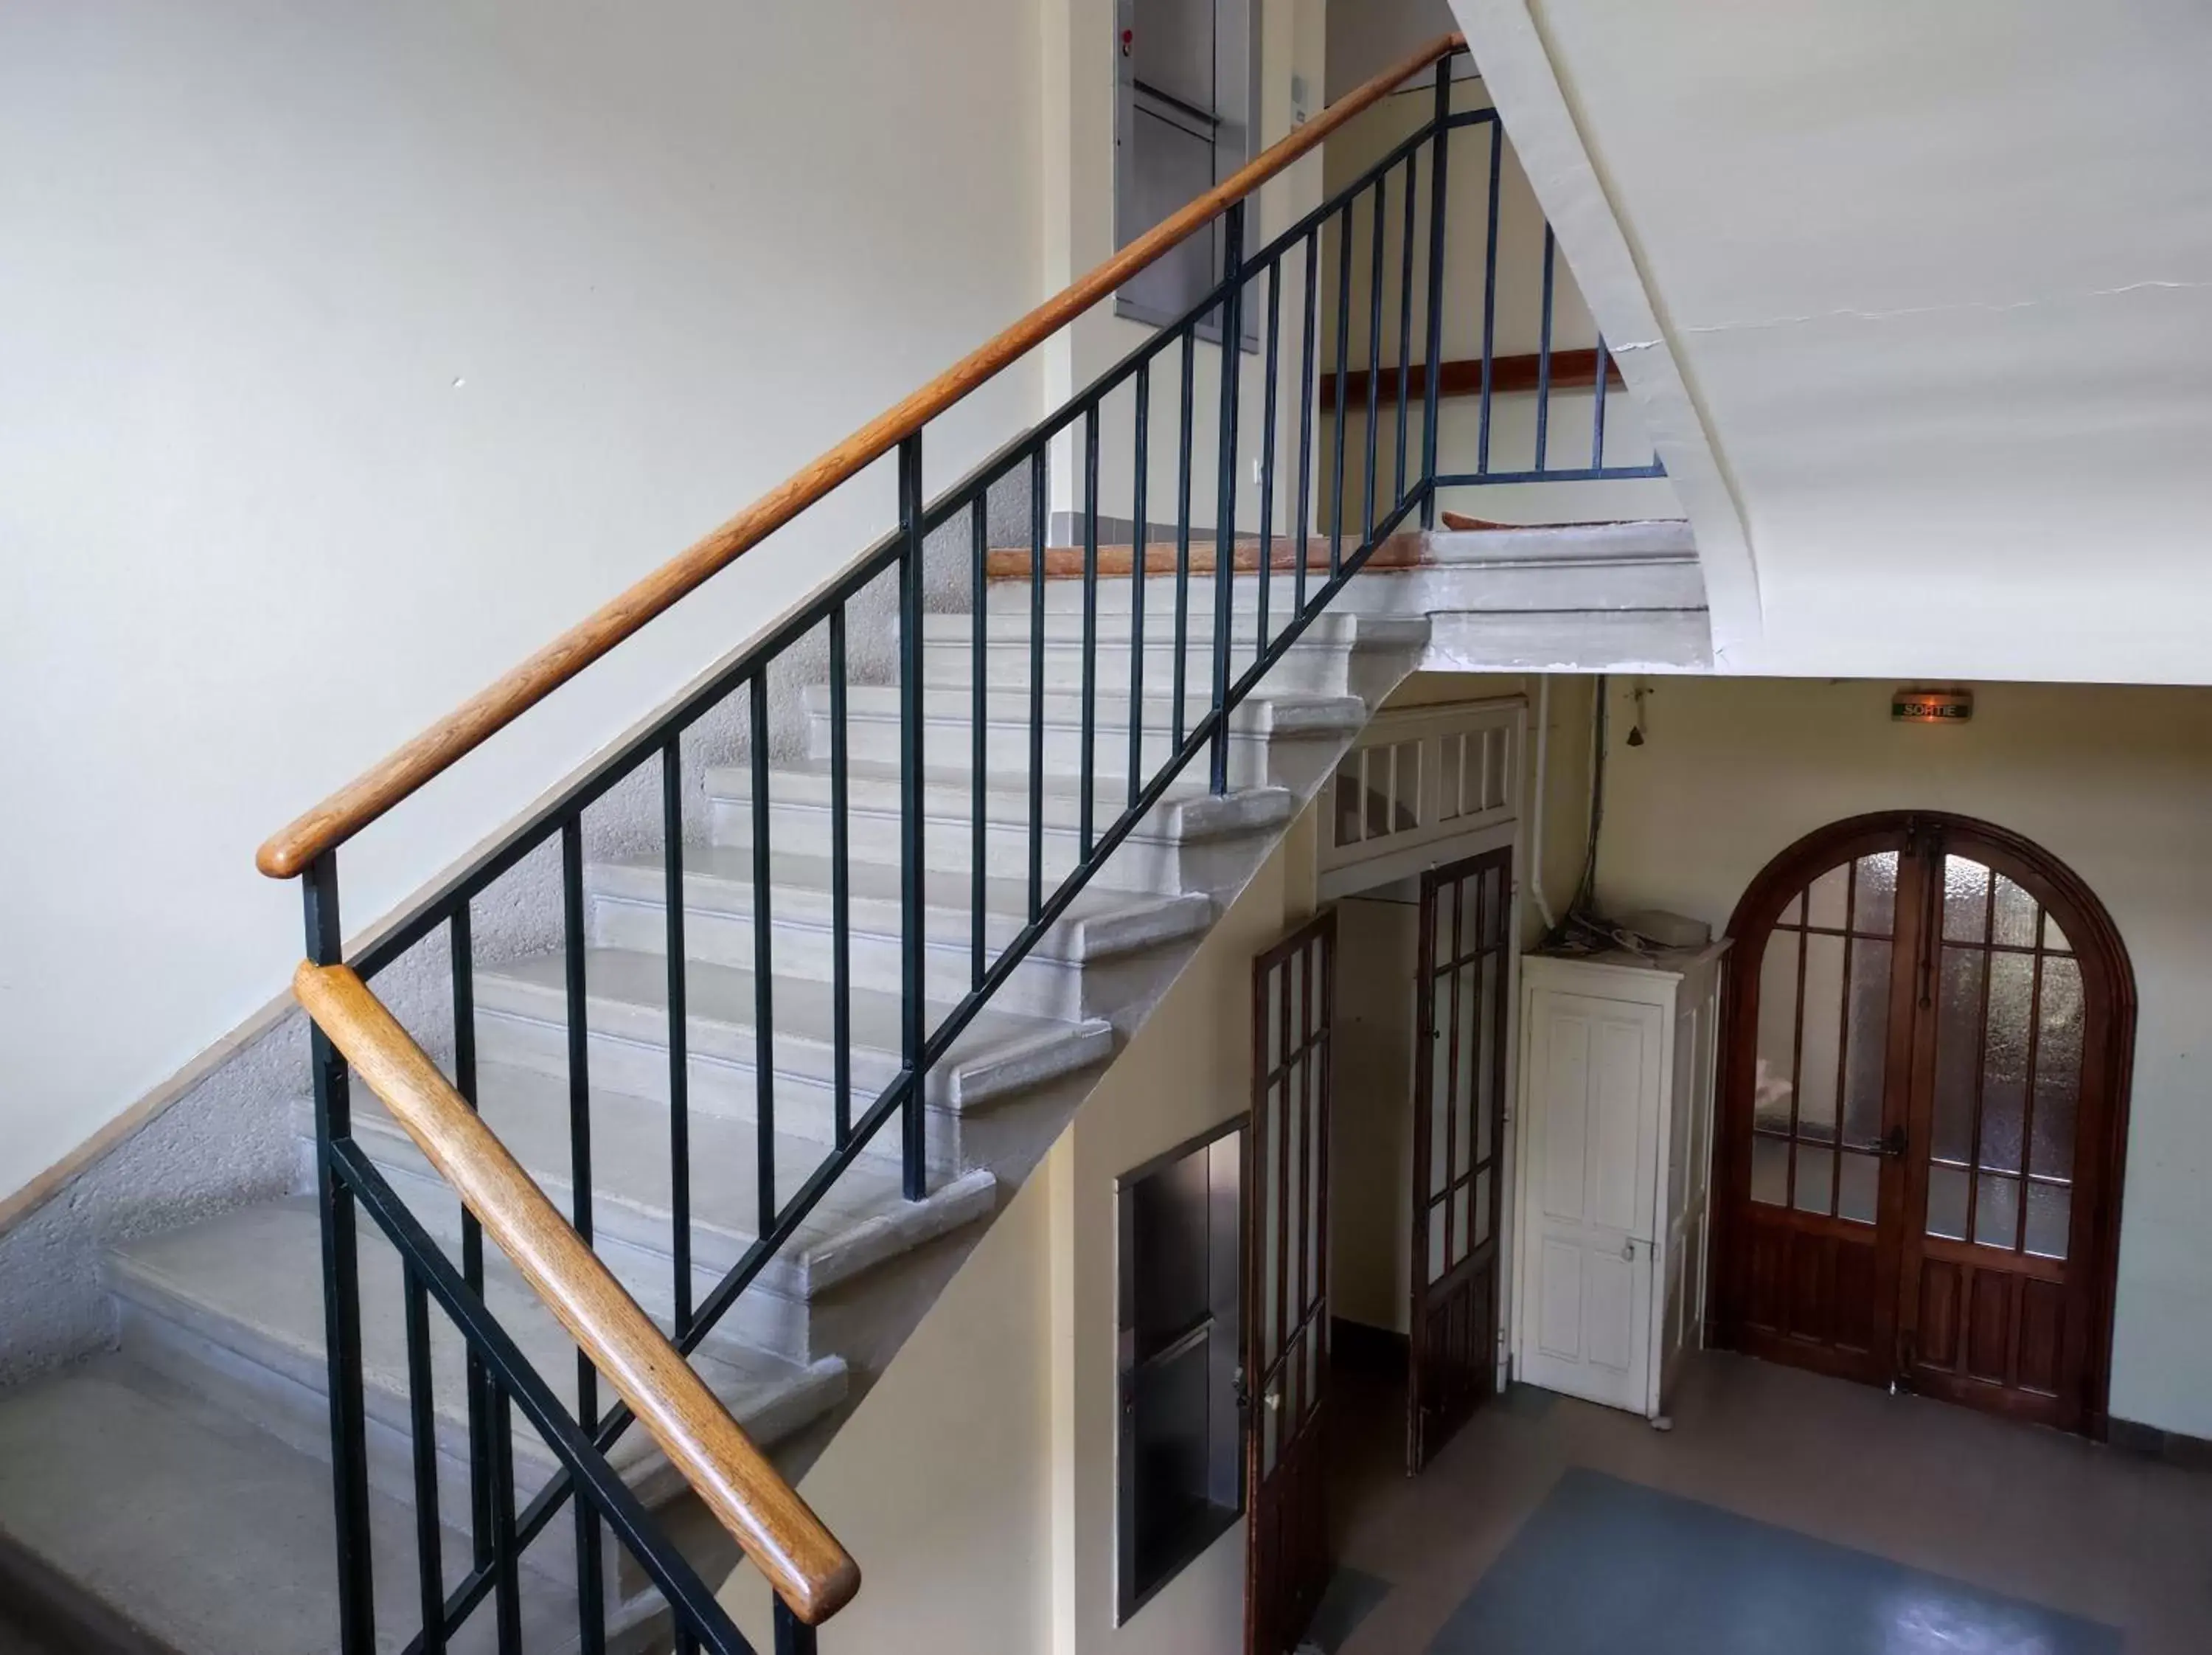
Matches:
[1711,813,2133,1437]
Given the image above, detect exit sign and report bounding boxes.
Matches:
[1893,688,1973,724]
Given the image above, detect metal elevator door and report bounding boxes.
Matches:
[1116,0,1256,341]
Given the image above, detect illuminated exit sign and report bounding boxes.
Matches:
[1893,687,1973,724]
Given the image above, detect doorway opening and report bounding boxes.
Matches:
[1709,811,2135,1437]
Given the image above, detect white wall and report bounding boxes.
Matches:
[1586,676,2212,1438]
[0,1,1045,1204]
[1456,0,2212,684]
[1316,71,1680,527]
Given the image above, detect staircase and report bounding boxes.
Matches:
[0,32,1694,1655]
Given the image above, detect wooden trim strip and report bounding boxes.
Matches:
[255,30,1467,880]
[983,530,1425,582]
[1319,349,1624,414]
[291,962,860,1626]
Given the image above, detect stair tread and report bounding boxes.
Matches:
[0,1357,579,1654]
[108,1199,844,1477]
[922,608,1427,643]
[349,1063,997,1277]
[593,843,1211,946]
[479,946,1102,1073]
[710,754,1295,826]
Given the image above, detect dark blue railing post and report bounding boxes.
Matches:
[304,853,375,1654]
[1419,58,1452,525]
[1208,201,1245,796]
[775,1600,819,1655]
[897,431,928,1201]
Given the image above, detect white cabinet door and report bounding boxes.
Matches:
[1518,990,1663,1412]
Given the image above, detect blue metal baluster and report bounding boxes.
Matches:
[1127,362,1150,808]
[1476,121,1503,476]
[1592,333,1611,469]
[560,816,604,1651]
[1209,202,1245,797]
[829,607,852,1150]
[1363,171,1385,547]
[1419,60,1453,526]
[1173,331,1196,748]
[775,1599,820,1655]
[1256,257,1281,663]
[1394,148,1419,510]
[970,496,988,992]
[1535,226,1557,473]
[661,740,691,1337]
[488,1382,521,1650]
[1080,405,1100,857]
[1329,201,1354,577]
[748,672,777,1233]
[1027,448,1046,923]
[450,903,494,1566]
[304,855,375,1654]
[403,1264,446,1654]
[898,433,928,1201]
[1295,229,1319,606]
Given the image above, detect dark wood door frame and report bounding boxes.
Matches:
[1407,847,1512,1472]
[1245,909,1336,1655]
[1707,811,2135,1439]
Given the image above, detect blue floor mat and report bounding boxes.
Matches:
[1428,1468,2121,1655]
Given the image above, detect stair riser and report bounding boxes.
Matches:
[711,795,1213,895]
[923,640,1353,697]
[990,559,1703,616]
[812,710,1278,791]
[473,1011,1001,1171]
[594,893,1098,1022]
[357,1140,821,1364]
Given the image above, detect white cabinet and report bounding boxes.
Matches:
[1512,946,1725,1420]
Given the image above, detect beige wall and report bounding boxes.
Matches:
[723,1151,1058,1653]
[725,813,1320,1651]
[1586,675,2212,1439]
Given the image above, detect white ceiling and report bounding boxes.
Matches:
[1455,0,2212,682]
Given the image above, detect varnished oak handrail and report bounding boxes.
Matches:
[255,30,1466,879]
[291,962,860,1626]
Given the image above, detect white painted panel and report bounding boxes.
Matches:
[1540,1013,1590,1221]
[1585,1252,1632,1374]
[1537,1238,1585,1361]
[1590,1016,1646,1234]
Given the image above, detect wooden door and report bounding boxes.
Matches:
[1407,849,1512,1471]
[1245,910,1335,1655]
[1517,988,1665,1412]
[1714,813,2133,1436]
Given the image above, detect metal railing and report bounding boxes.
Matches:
[266,38,1663,1654]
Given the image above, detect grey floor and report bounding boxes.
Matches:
[1324,1351,2212,1655]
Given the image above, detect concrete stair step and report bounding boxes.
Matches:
[472,948,1114,1164]
[104,1201,848,1548]
[706,759,1295,895]
[334,1066,997,1362]
[587,844,1213,1021]
[0,1357,618,1654]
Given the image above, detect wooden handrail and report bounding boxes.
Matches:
[292,962,860,1627]
[255,30,1466,880]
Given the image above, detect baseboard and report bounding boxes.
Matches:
[2107,1415,2212,1474]
[1331,1317,1409,1379]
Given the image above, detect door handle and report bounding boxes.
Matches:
[1878,1125,1909,1159]
[1620,1238,1636,1263]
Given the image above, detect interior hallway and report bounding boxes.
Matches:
[1317,1350,2211,1654]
